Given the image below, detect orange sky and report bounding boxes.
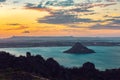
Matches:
[0,0,120,38]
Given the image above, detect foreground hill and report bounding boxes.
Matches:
[0,51,120,80]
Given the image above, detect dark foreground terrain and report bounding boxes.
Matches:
[0,70,49,80]
[0,51,120,80]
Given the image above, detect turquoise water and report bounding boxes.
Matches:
[0,46,120,70]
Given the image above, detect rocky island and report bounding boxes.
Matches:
[64,42,95,54]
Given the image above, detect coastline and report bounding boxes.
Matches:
[0,42,120,48]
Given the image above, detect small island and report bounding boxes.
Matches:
[63,42,95,54]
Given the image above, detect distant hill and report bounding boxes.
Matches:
[1,36,120,42]
[0,36,120,48]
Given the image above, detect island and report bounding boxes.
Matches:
[63,42,95,54]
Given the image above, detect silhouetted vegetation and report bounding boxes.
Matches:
[0,51,120,80]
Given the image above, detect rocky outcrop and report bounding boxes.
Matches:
[64,42,95,54]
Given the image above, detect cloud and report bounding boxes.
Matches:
[25,0,74,9]
[13,1,19,4]
[81,3,117,10]
[38,10,101,24]
[6,26,28,30]
[6,23,21,26]
[69,8,93,12]
[89,16,120,30]
[25,0,116,10]
[112,19,120,24]
[37,0,74,8]
[90,23,120,30]
[35,1,118,25]
[24,0,119,29]
[0,0,6,2]
[84,12,96,15]
[38,14,93,24]
[104,18,120,24]
[25,1,117,10]
[22,30,30,34]
[103,15,112,18]
[113,16,120,19]
[106,0,119,2]
[25,3,36,8]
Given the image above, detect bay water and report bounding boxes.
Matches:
[0,46,120,70]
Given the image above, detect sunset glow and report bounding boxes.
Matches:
[0,0,120,38]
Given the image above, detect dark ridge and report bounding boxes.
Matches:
[0,51,120,80]
[64,42,95,54]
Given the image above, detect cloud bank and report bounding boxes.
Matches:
[0,0,6,2]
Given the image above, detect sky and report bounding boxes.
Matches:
[0,0,120,38]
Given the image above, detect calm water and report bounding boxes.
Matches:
[0,46,120,70]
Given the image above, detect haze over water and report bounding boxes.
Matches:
[0,46,120,70]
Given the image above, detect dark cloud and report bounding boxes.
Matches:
[25,0,73,8]
[25,0,118,9]
[85,3,117,9]
[0,0,6,2]
[24,0,119,28]
[25,3,36,8]
[38,15,95,24]
[13,1,19,4]
[87,0,118,3]
[38,0,74,8]
[22,31,30,34]
[106,0,119,2]
[113,16,120,19]
[37,3,44,8]
[90,23,120,30]
[70,8,93,12]
[38,11,101,24]
[25,0,74,8]
[6,23,21,26]
[66,24,86,28]
[103,15,112,18]
[84,12,96,15]
[68,19,120,29]
[104,19,120,24]
[104,18,116,22]
[97,18,120,24]
[112,19,120,24]
[89,17,120,30]
[103,16,120,22]
[104,16,120,24]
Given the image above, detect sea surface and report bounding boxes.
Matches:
[0,46,120,70]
